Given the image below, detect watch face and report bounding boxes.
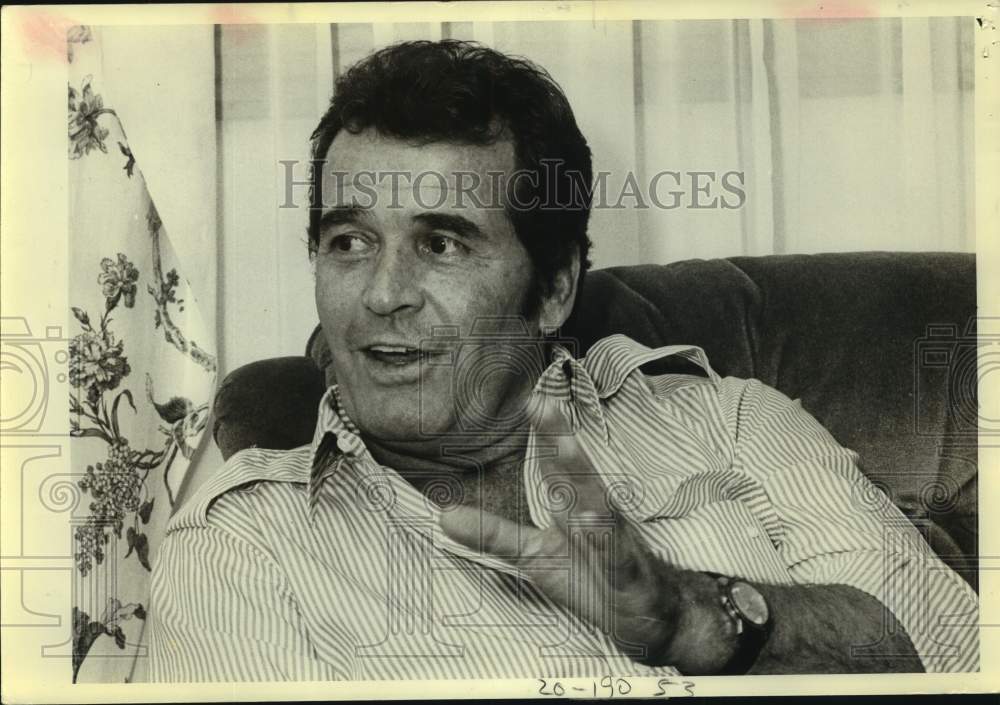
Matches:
[730,581,769,627]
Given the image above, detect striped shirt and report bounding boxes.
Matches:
[148,334,978,681]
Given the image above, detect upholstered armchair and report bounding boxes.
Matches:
[211,251,978,590]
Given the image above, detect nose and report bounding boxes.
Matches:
[361,244,424,316]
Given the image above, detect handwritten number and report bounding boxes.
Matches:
[537,679,565,697]
[654,678,696,697]
[541,676,691,698]
[600,675,612,696]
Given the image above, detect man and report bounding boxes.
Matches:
[149,40,978,681]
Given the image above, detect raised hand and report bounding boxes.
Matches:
[439,397,724,669]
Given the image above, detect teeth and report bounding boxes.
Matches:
[370,345,414,354]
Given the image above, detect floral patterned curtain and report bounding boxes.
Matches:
[67,26,216,683]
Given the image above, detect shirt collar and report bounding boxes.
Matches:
[307,386,370,515]
[581,334,720,398]
[533,344,608,437]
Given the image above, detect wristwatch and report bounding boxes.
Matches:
[713,575,771,675]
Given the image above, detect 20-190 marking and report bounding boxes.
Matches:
[537,676,696,698]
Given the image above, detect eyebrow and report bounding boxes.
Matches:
[318,205,372,232]
[412,213,486,240]
[319,208,487,241]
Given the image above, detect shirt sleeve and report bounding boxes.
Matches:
[148,522,346,682]
[730,378,978,673]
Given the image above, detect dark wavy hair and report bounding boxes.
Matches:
[308,39,593,303]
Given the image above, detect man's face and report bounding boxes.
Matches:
[315,129,550,442]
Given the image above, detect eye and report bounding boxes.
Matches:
[321,232,374,257]
[421,233,467,257]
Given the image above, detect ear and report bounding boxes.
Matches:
[538,249,581,334]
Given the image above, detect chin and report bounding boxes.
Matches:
[344,397,450,442]
[337,374,457,441]
[360,414,451,443]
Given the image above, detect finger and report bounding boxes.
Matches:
[530,391,570,435]
[582,511,647,589]
[438,504,541,561]
[574,515,629,633]
[521,514,619,634]
[574,510,615,594]
[533,399,617,525]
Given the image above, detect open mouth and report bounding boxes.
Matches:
[364,344,426,366]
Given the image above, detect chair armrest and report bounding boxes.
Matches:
[213,356,326,460]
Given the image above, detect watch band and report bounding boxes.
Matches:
[712,574,771,675]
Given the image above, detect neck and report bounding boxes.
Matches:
[361,425,530,480]
[361,427,531,517]
[357,366,543,483]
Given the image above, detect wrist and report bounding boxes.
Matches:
[657,570,740,674]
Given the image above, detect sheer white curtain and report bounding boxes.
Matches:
[216,23,334,379]
[216,17,974,376]
[99,25,218,330]
[64,26,218,683]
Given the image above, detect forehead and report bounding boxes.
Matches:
[321,129,517,209]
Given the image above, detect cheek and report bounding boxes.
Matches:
[314,268,356,340]
[432,271,526,332]
[474,261,534,319]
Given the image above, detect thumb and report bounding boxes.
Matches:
[532,392,574,438]
[439,504,534,560]
[532,396,604,512]
[532,394,588,474]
